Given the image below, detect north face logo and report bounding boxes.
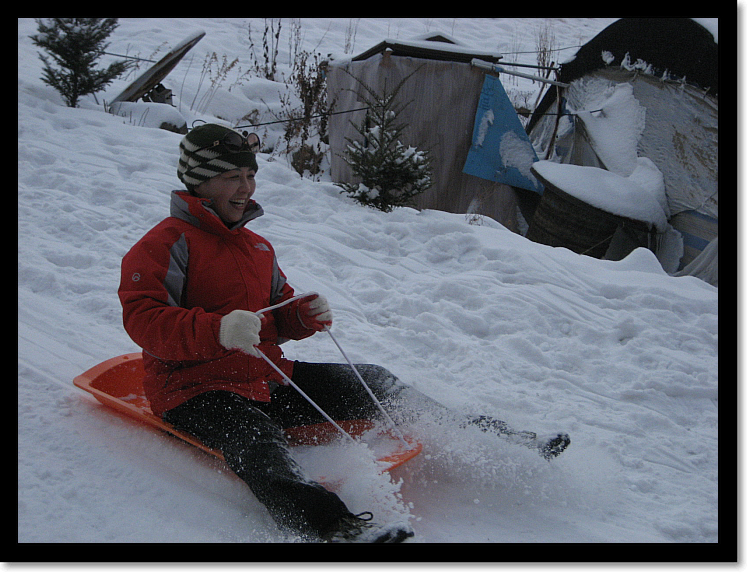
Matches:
[254,243,270,251]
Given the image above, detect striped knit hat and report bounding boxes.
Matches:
[177,124,259,190]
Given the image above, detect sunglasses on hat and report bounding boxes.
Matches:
[201,131,261,154]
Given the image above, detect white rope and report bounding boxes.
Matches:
[253,293,408,446]
[325,329,409,447]
[254,347,356,443]
[254,292,316,316]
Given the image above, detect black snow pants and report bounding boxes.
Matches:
[162,362,421,539]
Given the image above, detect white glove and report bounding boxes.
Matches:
[219,310,263,357]
[297,294,333,331]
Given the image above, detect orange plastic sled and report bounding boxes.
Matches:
[73,353,422,474]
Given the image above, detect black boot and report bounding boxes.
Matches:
[467,415,570,460]
[537,433,571,460]
[321,511,414,543]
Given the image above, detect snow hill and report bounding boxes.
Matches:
[18,18,721,555]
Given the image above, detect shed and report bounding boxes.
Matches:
[522,18,718,283]
[325,34,525,231]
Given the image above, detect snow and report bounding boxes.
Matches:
[108,100,188,131]
[574,82,646,178]
[476,109,494,147]
[532,160,669,231]
[500,130,538,184]
[17,17,721,556]
[334,36,504,64]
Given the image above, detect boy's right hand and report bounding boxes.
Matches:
[219,310,264,357]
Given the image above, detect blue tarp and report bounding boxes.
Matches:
[463,74,544,194]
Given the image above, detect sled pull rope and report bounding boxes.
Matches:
[254,293,408,447]
[255,347,357,444]
[255,292,312,315]
[325,329,409,448]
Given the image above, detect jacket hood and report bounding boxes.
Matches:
[169,190,264,233]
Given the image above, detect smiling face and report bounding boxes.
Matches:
[194,167,257,224]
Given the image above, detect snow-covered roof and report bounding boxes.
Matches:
[351,37,502,64]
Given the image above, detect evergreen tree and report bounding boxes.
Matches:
[30,18,131,108]
[337,69,433,212]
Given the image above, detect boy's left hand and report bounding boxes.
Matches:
[297,294,333,331]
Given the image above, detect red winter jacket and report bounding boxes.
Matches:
[119,190,317,417]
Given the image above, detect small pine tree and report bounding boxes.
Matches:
[337,69,433,212]
[30,18,132,108]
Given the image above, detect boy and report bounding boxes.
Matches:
[119,123,568,542]
[119,123,415,542]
